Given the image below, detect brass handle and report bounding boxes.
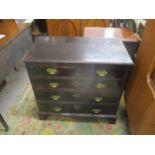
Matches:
[96,69,107,77]
[92,108,101,114]
[46,67,58,75]
[51,95,61,101]
[53,107,62,112]
[94,97,103,102]
[49,82,59,88]
[95,83,106,89]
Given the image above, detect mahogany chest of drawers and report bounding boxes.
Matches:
[24,36,133,123]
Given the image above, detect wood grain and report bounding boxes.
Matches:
[0,19,18,45]
[125,20,155,134]
[47,19,110,36]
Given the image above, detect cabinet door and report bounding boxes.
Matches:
[47,19,81,36]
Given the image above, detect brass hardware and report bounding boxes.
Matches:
[53,107,62,112]
[94,97,103,102]
[49,82,59,88]
[95,83,106,89]
[96,69,107,77]
[51,95,61,101]
[46,67,58,75]
[92,108,101,114]
[72,81,80,87]
[72,93,80,98]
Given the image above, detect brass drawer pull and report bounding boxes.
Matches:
[53,107,62,112]
[49,82,59,88]
[95,83,106,89]
[94,97,103,102]
[92,108,101,114]
[46,67,58,75]
[96,69,107,77]
[51,95,61,101]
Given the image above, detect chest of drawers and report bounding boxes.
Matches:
[24,36,133,123]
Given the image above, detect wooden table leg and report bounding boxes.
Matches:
[0,113,9,131]
[0,80,6,92]
[14,66,19,71]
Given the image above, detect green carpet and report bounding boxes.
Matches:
[0,84,130,135]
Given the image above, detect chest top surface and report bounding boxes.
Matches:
[24,36,133,65]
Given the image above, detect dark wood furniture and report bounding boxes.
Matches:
[125,20,155,134]
[84,27,140,60]
[0,22,33,131]
[24,36,133,123]
[0,23,33,85]
[0,113,8,131]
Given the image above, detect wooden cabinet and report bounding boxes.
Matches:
[80,19,108,34]
[125,20,155,134]
[47,19,81,36]
[24,36,133,122]
[81,19,107,27]
[46,19,110,36]
[84,27,140,60]
[0,19,18,45]
[0,19,18,35]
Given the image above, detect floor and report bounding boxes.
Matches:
[0,63,29,117]
[0,63,130,134]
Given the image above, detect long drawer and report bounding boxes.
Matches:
[37,101,118,115]
[26,63,127,79]
[30,76,124,91]
[34,89,122,103]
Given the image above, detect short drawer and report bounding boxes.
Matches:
[37,101,118,115]
[30,76,124,91]
[34,89,122,103]
[26,63,127,79]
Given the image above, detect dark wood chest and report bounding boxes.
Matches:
[24,36,133,123]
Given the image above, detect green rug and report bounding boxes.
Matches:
[0,84,130,135]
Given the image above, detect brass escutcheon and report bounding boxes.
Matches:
[95,83,106,89]
[46,67,58,75]
[94,97,103,102]
[53,107,62,112]
[51,95,61,101]
[96,69,107,77]
[92,108,101,114]
[49,82,59,88]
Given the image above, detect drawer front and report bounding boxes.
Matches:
[26,63,127,79]
[37,101,118,115]
[30,77,124,91]
[34,89,121,103]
